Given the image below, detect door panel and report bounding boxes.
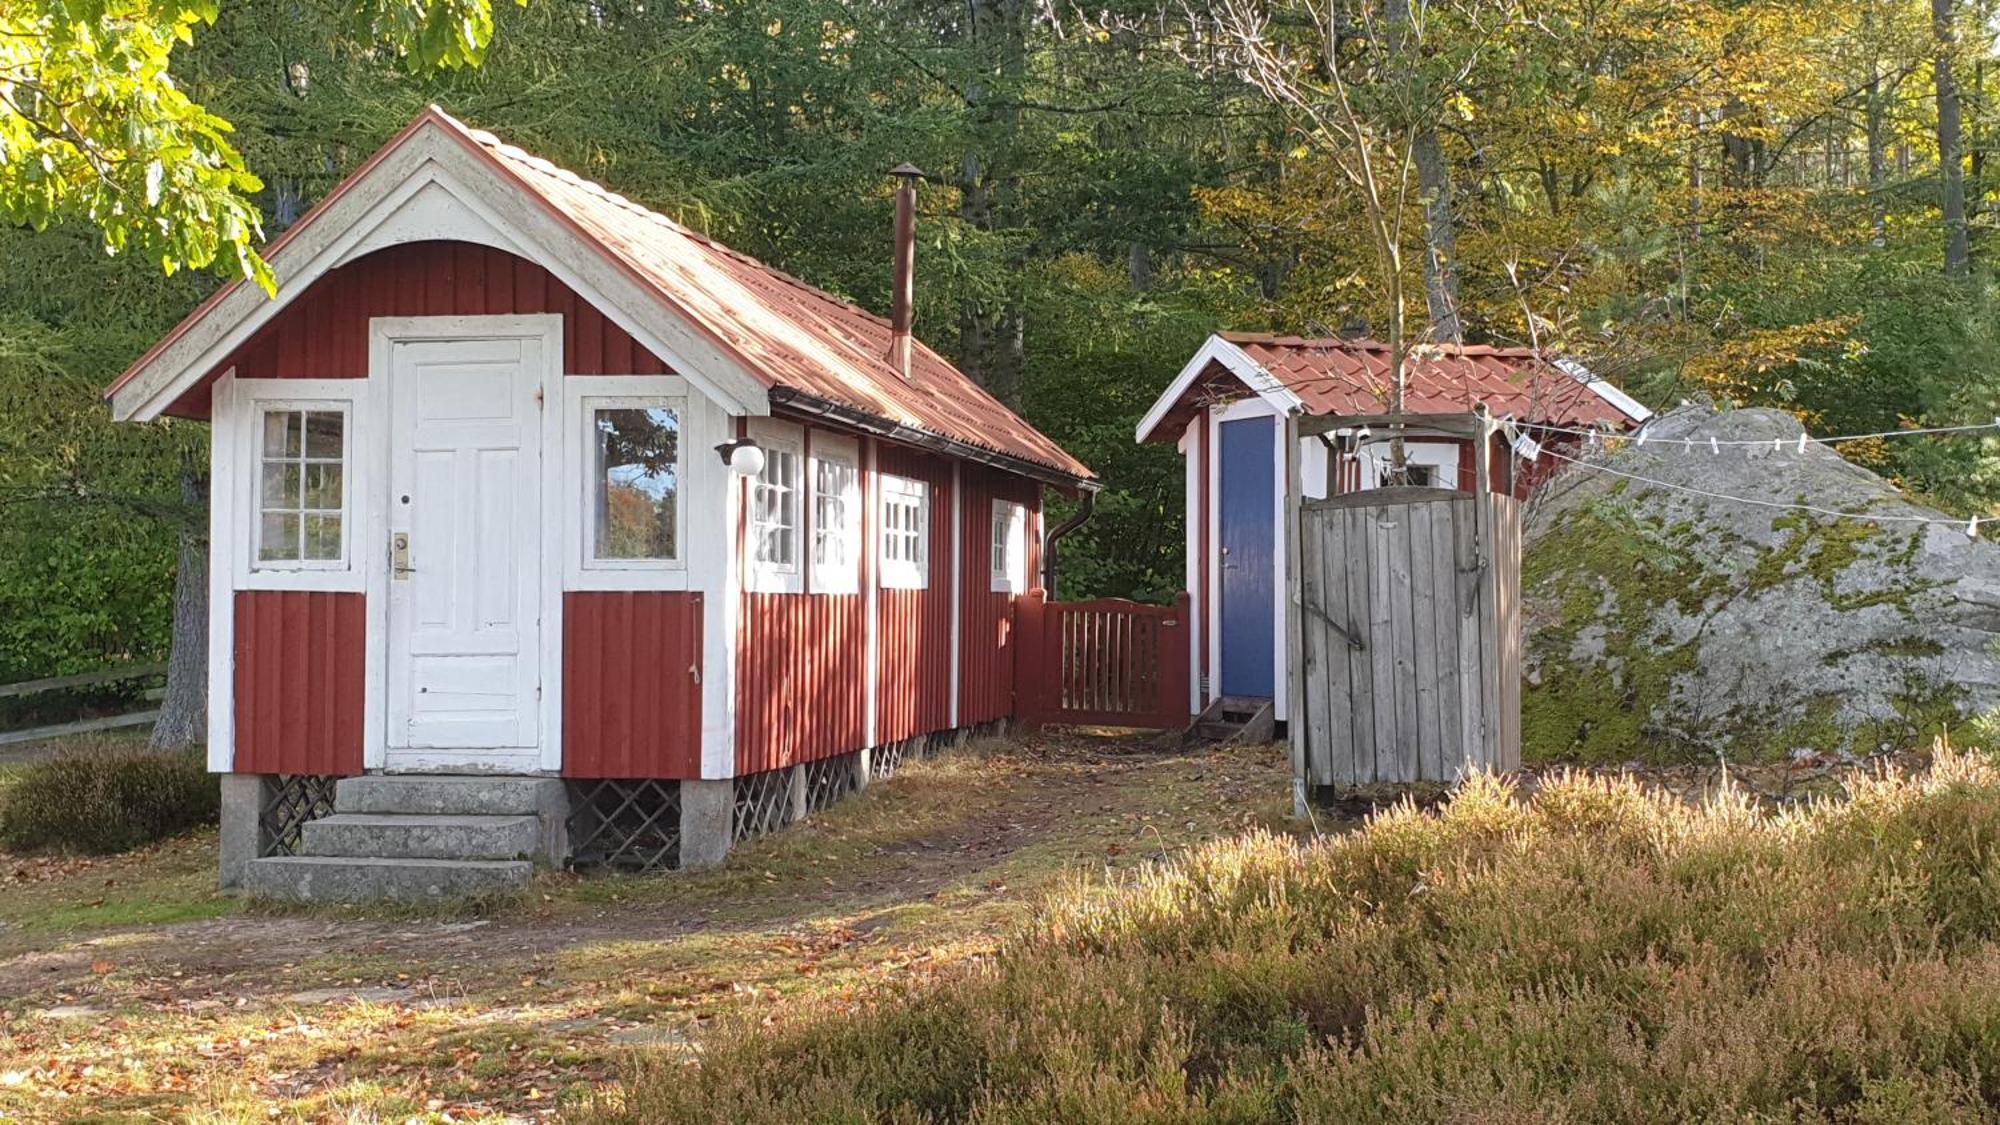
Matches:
[1218,416,1275,698]
[387,336,543,761]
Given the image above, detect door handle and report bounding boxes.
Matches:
[391,532,414,579]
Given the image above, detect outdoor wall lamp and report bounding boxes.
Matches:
[715,439,766,477]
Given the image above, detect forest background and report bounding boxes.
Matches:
[5,0,1997,685]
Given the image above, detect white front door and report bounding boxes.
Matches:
[385,334,544,769]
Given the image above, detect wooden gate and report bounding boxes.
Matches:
[1014,593,1192,730]
[1293,486,1520,786]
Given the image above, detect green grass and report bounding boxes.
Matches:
[587,741,2000,1123]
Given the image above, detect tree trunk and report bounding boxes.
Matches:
[955,0,1029,407]
[1413,127,1464,343]
[1936,0,1972,276]
[151,470,208,750]
[1867,42,1888,247]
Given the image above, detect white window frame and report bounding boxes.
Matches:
[1358,440,1461,491]
[808,433,861,595]
[562,375,692,591]
[745,418,805,594]
[880,473,930,590]
[229,379,369,592]
[989,499,1028,594]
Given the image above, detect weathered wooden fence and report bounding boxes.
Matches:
[0,663,166,748]
[1014,592,1192,730]
[1293,486,1520,787]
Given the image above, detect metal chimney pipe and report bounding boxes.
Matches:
[888,163,923,378]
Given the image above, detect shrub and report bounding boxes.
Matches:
[0,744,218,853]
[586,744,2000,1123]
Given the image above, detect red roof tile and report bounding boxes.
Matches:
[453,116,1091,481]
[1220,333,1635,429]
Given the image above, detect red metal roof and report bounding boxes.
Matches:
[110,107,1091,484]
[1222,333,1636,428]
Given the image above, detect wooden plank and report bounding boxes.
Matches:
[1476,493,1502,770]
[0,663,168,700]
[1345,506,1378,784]
[1497,497,1523,771]
[1299,412,1483,439]
[1298,506,1325,784]
[1427,499,1463,780]
[1453,494,1483,771]
[0,710,158,747]
[1408,501,1442,781]
[1387,505,1420,783]
[1366,505,1398,784]
[1322,508,1354,786]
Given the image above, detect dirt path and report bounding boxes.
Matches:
[0,734,1289,1120]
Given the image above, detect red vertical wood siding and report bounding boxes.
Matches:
[169,240,670,414]
[232,590,365,775]
[958,465,1042,726]
[563,592,704,779]
[735,592,868,774]
[874,445,953,743]
[735,426,869,774]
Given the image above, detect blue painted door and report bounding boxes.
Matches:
[1218,417,1276,698]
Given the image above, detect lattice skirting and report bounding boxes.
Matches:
[567,779,683,871]
[733,767,795,843]
[258,774,340,857]
[803,750,860,815]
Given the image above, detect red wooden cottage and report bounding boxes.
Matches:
[1136,332,1649,730]
[107,107,1095,901]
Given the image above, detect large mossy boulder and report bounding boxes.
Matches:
[1523,406,2000,762]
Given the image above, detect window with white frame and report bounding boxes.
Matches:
[589,401,682,564]
[811,448,859,592]
[255,406,348,567]
[990,499,1027,593]
[880,474,929,589]
[751,442,800,571]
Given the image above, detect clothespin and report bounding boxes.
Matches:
[1636,429,1650,447]
[1709,435,1720,454]
[1772,437,1783,453]
[1969,516,1983,540]
[1796,432,1808,453]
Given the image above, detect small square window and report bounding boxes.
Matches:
[751,445,800,571]
[591,405,680,563]
[255,408,345,566]
[881,475,928,589]
[990,500,1026,593]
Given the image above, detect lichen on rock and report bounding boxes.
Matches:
[1523,406,2000,763]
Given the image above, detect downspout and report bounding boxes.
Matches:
[1039,489,1096,596]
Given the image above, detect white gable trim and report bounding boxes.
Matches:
[1555,358,1654,424]
[1134,334,1302,444]
[110,120,770,423]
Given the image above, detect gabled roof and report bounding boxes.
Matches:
[109,107,1093,486]
[1136,332,1652,443]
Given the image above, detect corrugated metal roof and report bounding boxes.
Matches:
[445,113,1092,482]
[1222,332,1635,428]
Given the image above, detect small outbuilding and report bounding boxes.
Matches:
[107,107,1095,900]
[1135,332,1650,728]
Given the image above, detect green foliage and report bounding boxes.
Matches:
[0,742,218,853]
[591,747,2000,1122]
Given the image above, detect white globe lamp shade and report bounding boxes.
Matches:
[728,443,766,477]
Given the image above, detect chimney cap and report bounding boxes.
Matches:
[889,162,925,182]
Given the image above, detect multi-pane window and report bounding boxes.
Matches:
[990,500,1026,592]
[880,475,928,589]
[256,408,345,565]
[591,405,680,563]
[751,445,800,569]
[812,454,858,585]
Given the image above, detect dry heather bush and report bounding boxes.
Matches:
[590,744,2000,1124]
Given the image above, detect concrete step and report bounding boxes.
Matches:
[243,855,532,904]
[301,813,542,862]
[335,776,564,818]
